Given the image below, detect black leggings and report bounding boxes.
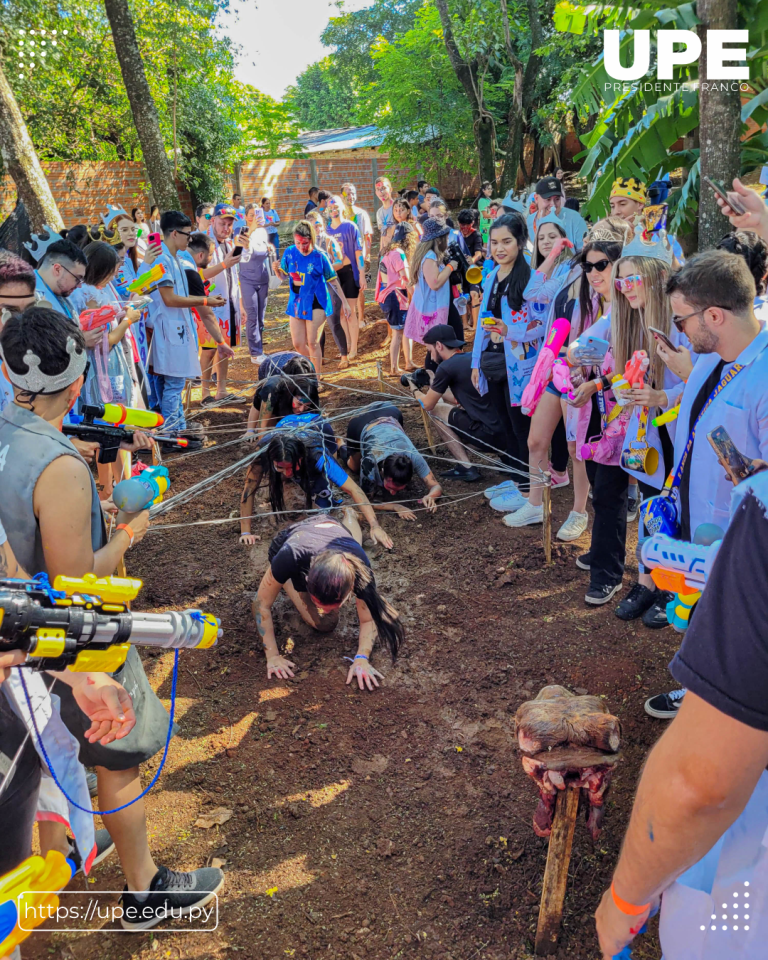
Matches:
[485,377,532,492]
[319,287,349,358]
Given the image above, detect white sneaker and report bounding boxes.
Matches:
[484,479,520,500]
[489,490,527,512]
[251,355,268,365]
[556,510,588,541]
[502,501,543,527]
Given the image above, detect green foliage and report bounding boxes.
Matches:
[284,58,358,130]
[365,3,476,178]
[0,0,276,204]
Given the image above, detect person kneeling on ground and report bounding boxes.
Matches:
[406,324,510,483]
[254,509,405,690]
[239,417,394,549]
[245,355,318,438]
[343,400,442,519]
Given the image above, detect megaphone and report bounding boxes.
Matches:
[465,264,484,285]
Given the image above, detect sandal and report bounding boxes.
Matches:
[200,396,216,406]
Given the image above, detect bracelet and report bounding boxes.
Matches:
[203,297,208,307]
[610,882,650,916]
[354,654,369,661]
[116,523,135,547]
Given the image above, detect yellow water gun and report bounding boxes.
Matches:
[0,851,74,957]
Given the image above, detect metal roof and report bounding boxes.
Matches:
[297,125,386,154]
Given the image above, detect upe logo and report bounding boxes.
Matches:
[604,29,749,80]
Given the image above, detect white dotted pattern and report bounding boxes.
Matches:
[16,27,67,79]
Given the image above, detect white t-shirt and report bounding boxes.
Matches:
[376,204,395,235]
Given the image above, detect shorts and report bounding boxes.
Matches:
[337,264,360,300]
[0,692,41,874]
[382,291,407,330]
[447,407,503,451]
[347,402,403,451]
[55,646,177,770]
[546,381,562,397]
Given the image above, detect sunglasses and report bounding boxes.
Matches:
[671,305,729,332]
[583,259,612,274]
[615,275,643,293]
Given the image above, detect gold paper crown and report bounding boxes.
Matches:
[610,177,647,204]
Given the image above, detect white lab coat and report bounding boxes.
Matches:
[141,244,200,379]
[671,321,768,535]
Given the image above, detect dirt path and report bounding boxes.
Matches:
[26,310,674,960]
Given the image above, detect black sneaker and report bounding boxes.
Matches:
[627,495,640,522]
[86,770,99,797]
[575,553,592,571]
[440,465,481,482]
[644,688,685,719]
[120,865,225,931]
[642,592,673,629]
[336,443,349,465]
[585,583,622,605]
[68,828,115,873]
[615,583,657,621]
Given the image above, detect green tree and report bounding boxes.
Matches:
[284,58,358,130]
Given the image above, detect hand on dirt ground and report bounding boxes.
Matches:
[370,523,393,549]
[421,495,438,513]
[267,654,296,680]
[346,657,383,691]
[240,533,259,545]
[595,886,651,960]
[394,505,417,521]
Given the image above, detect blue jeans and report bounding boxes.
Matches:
[154,374,186,433]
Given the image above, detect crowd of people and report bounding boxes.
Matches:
[1,168,768,960]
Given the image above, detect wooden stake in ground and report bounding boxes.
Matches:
[542,470,552,564]
[420,405,438,454]
[535,785,580,955]
[376,360,385,393]
[183,380,193,413]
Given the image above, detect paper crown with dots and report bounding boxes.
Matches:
[23,225,64,264]
[621,223,674,266]
[101,204,130,228]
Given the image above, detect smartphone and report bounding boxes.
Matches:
[647,325,680,353]
[701,176,746,216]
[707,425,758,483]
[148,231,162,247]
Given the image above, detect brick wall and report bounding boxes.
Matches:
[0,161,194,228]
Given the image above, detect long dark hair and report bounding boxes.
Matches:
[489,213,531,312]
[306,551,404,661]
[271,356,319,418]
[578,239,623,330]
[264,435,313,513]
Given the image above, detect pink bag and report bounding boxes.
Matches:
[403,301,449,344]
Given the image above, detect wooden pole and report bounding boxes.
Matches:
[535,786,580,956]
[420,406,438,455]
[151,438,163,466]
[376,360,384,393]
[542,470,552,564]
[183,379,193,413]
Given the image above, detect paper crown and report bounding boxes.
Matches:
[536,210,567,231]
[102,204,130,228]
[23,225,63,264]
[621,223,673,265]
[610,177,647,203]
[0,336,87,395]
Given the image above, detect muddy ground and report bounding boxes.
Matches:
[26,292,675,960]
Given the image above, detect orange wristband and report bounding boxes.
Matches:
[611,882,650,916]
[203,297,208,307]
[116,523,135,547]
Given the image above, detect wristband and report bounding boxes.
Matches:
[354,654,369,661]
[611,882,650,916]
[203,297,208,307]
[116,523,135,547]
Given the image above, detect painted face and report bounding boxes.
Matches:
[343,185,357,205]
[274,460,295,477]
[537,223,563,258]
[291,396,311,413]
[383,477,407,495]
[308,595,346,615]
[328,199,342,220]
[459,222,475,238]
[116,218,137,248]
[375,180,392,204]
[616,261,646,309]
[294,234,312,254]
[490,226,519,265]
[609,196,644,222]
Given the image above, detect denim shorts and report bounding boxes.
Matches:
[382,291,407,330]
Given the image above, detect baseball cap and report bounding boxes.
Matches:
[423,324,466,349]
[213,202,237,219]
[534,177,564,199]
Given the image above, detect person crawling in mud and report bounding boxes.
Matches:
[244,355,319,438]
[254,509,404,690]
[238,413,394,550]
[341,400,443,520]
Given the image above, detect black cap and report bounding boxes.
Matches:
[535,177,564,199]
[423,324,466,349]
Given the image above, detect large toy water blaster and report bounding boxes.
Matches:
[0,851,75,958]
[63,403,187,463]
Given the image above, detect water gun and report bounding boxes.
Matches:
[652,404,680,427]
[127,263,165,295]
[551,358,577,401]
[63,403,168,464]
[640,526,723,631]
[79,304,119,332]
[0,851,75,958]
[112,465,169,512]
[0,573,221,673]
[520,317,571,416]
[566,336,610,367]
[611,350,649,406]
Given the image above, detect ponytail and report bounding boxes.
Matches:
[306,550,404,662]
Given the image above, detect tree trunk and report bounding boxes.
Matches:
[103,0,179,212]
[0,62,63,232]
[697,0,741,250]
[434,0,496,185]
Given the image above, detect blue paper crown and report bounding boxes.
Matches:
[621,223,673,266]
[23,226,63,264]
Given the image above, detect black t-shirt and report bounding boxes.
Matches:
[679,360,725,540]
[430,352,504,434]
[268,516,370,593]
[304,200,318,216]
[253,375,282,413]
[459,230,484,259]
[185,268,205,297]
[488,272,511,320]
[670,486,768,730]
